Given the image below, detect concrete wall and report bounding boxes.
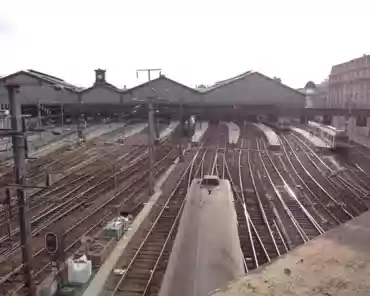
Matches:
[203,73,305,108]
[332,115,370,137]
[81,87,122,104]
[124,78,202,104]
[0,73,77,105]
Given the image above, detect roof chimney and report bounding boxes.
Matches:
[94,69,106,85]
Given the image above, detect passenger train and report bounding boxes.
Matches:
[193,175,233,200]
[158,174,244,296]
[183,115,196,137]
[272,118,291,131]
[307,121,349,150]
[259,116,291,131]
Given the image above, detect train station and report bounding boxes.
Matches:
[1,62,370,296]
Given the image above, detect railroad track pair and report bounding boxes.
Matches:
[1,148,178,296]
[223,124,333,271]
[0,145,149,239]
[104,144,206,296]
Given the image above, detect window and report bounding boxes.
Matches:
[201,177,220,187]
[356,116,367,127]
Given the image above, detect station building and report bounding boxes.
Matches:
[0,67,305,120]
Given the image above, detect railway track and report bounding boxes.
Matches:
[0,123,180,295]
[291,134,370,200]
[6,120,370,295]
[285,135,368,217]
[0,146,152,254]
[1,147,178,296]
[257,139,324,241]
[0,123,147,213]
[226,147,280,271]
[291,130,370,196]
[0,146,147,238]
[279,135,353,223]
[102,145,205,296]
[0,128,150,238]
[223,124,286,272]
[0,123,147,188]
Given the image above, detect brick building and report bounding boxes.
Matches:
[328,54,370,108]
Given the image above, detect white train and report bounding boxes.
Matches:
[274,118,291,131]
[308,121,349,150]
[259,116,291,131]
[159,175,245,296]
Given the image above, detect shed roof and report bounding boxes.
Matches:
[126,75,201,95]
[0,69,83,92]
[80,81,124,94]
[0,69,304,103]
[202,71,304,97]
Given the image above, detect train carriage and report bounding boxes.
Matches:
[259,116,291,132]
[276,118,291,131]
[308,121,349,150]
[159,175,245,296]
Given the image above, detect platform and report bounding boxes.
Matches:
[291,127,330,149]
[349,132,370,150]
[223,122,240,145]
[96,122,147,145]
[80,158,180,296]
[159,121,179,140]
[212,210,370,296]
[192,121,208,143]
[106,122,146,142]
[159,179,245,296]
[0,123,128,166]
[253,123,280,148]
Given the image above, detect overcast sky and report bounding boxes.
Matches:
[0,0,369,89]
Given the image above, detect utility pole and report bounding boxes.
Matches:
[77,93,83,142]
[136,68,162,84]
[148,100,155,196]
[178,98,184,162]
[37,100,42,129]
[60,103,64,126]
[6,84,35,296]
[136,68,162,196]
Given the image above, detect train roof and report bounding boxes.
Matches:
[308,121,346,135]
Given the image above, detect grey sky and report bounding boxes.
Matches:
[0,0,369,89]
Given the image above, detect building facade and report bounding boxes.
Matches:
[328,54,370,108]
[298,80,328,109]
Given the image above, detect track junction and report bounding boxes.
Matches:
[1,120,370,296]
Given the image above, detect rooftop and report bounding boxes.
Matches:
[0,69,303,99]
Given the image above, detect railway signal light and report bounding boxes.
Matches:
[45,173,52,187]
[45,232,58,254]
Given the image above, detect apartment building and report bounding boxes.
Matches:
[328,54,370,108]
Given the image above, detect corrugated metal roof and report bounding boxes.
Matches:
[0,69,83,92]
[1,69,304,100]
[194,71,254,92]
[27,69,83,91]
[214,71,253,86]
